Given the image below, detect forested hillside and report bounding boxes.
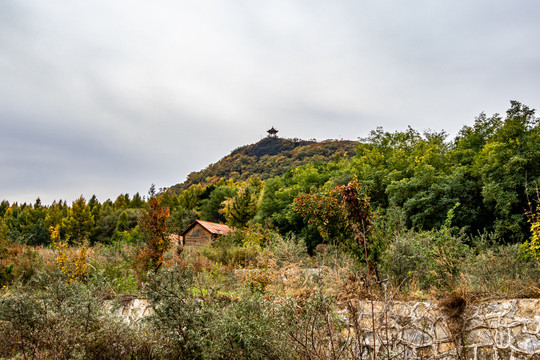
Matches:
[158,101,540,246]
[169,137,357,192]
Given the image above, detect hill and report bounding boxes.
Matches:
[169,137,356,192]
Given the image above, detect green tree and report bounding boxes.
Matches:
[63,196,94,243]
[221,185,259,228]
[113,194,128,210]
[199,185,237,223]
[130,192,145,208]
[115,210,130,233]
[475,101,540,241]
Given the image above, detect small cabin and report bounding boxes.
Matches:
[180,220,233,246]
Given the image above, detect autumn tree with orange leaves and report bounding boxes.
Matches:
[294,179,381,281]
[136,195,170,274]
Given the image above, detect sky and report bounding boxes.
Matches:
[1,0,540,204]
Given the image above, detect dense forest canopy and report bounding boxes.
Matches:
[1,101,539,248]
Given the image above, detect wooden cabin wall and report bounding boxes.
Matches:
[184,223,213,246]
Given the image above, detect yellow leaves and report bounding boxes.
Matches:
[50,225,88,285]
[522,204,540,264]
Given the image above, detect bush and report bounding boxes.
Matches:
[146,267,294,359]
[382,230,434,290]
[204,293,293,359]
[0,274,156,359]
[270,234,309,267]
[463,241,540,296]
[145,268,211,359]
[198,237,262,268]
[382,228,470,292]
[0,244,46,287]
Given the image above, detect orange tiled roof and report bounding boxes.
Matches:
[181,220,232,236]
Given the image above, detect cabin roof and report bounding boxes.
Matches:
[180,220,233,236]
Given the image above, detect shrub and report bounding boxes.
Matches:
[136,197,170,273]
[204,293,293,360]
[145,267,214,359]
[0,244,47,287]
[521,202,540,264]
[270,234,309,267]
[145,266,294,360]
[51,225,88,284]
[382,228,469,292]
[463,242,540,296]
[0,275,156,359]
[198,237,262,268]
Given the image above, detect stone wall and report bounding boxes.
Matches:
[350,298,540,359]
[115,297,540,359]
[109,298,152,325]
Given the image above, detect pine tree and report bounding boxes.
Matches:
[63,196,94,243]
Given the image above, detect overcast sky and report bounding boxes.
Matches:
[1,0,539,204]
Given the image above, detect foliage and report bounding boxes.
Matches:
[145,267,294,360]
[136,197,171,273]
[221,181,261,228]
[522,201,540,264]
[475,101,540,241]
[464,241,540,296]
[270,233,309,268]
[294,179,379,268]
[382,204,469,292]
[169,137,356,192]
[0,275,157,359]
[198,237,262,268]
[63,196,95,244]
[199,184,237,223]
[51,224,88,284]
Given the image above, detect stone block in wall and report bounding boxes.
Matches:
[468,328,495,346]
[438,341,456,353]
[434,319,452,341]
[412,301,439,322]
[477,346,496,360]
[392,303,412,317]
[464,347,476,360]
[403,328,432,346]
[416,345,433,358]
[509,351,540,360]
[515,299,540,318]
[495,328,512,348]
[515,334,540,352]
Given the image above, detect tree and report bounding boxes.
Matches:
[63,196,94,244]
[27,219,50,246]
[475,101,540,241]
[294,179,380,277]
[130,192,145,208]
[522,196,540,264]
[199,185,237,223]
[88,195,100,211]
[115,210,130,233]
[137,196,170,272]
[114,194,130,210]
[221,184,259,228]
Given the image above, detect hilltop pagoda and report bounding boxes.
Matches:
[267,127,278,137]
